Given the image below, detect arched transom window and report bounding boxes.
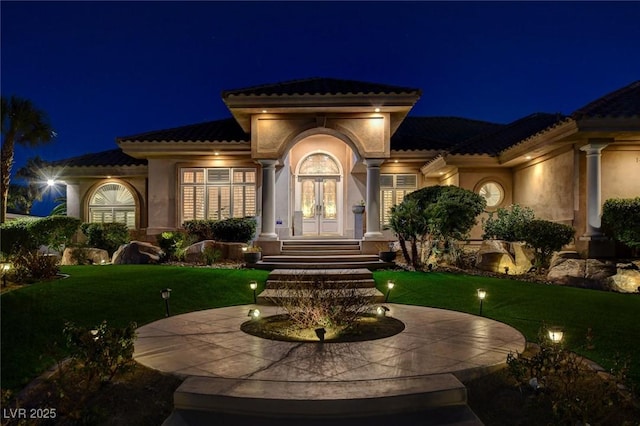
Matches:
[299,153,340,175]
[89,183,136,228]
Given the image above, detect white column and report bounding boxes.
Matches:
[65,183,81,219]
[258,159,278,240]
[364,158,384,239]
[580,142,609,237]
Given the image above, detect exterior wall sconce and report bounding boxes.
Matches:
[248,308,261,319]
[249,281,258,304]
[477,288,487,315]
[315,327,326,342]
[385,280,395,302]
[1,262,12,288]
[161,288,172,317]
[548,326,564,344]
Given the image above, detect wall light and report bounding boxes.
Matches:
[477,288,487,315]
[374,107,381,113]
[548,326,564,344]
[161,288,172,317]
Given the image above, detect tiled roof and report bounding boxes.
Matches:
[117,118,249,143]
[391,117,504,151]
[48,149,147,167]
[572,80,640,119]
[222,77,421,98]
[451,113,568,155]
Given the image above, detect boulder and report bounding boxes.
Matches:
[112,241,163,264]
[584,259,617,281]
[606,268,640,293]
[549,251,581,269]
[475,240,534,274]
[184,240,218,263]
[547,258,586,286]
[183,241,247,263]
[61,247,110,265]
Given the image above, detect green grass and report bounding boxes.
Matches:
[1,266,639,392]
[375,270,640,385]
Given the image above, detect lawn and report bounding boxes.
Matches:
[1,265,639,393]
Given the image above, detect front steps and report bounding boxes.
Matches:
[253,240,394,270]
[257,268,385,305]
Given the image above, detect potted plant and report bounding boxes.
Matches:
[378,242,396,263]
[242,245,262,264]
[352,200,365,214]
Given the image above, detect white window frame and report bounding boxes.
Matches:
[380,174,417,226]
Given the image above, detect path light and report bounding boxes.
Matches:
[1,262,11,288]
[161,288,172,317]
[385,280,395,302]
[477,288,487,316]
[548,326,564,344]
[504,266,509,275]
[315,327,326,342]
[249,281,258,304]
[248,309,261,319]
[376,306,390,317]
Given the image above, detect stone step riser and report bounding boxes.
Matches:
[264,256,379,262]
[266,279,377,289]
[253,262,392,270]
[257,290,385,305]
[281,249,362,255]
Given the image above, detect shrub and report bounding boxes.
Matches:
[29,216,82,252]
[11,249,60,283]
[202,246,222,265]
[81,222,130,255]
[520,219,574,269]
[157,231,195,262]
[482,204,535,241]
[602,197,640,251]
[0,219,36,255]
[183,217,256,243]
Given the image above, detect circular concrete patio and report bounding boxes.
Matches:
[134,304,525,382]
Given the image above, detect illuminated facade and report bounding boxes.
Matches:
[52,78,640,256]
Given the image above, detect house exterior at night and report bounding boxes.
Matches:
[51,78,640,257]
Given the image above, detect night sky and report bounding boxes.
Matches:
[2,1,639,215]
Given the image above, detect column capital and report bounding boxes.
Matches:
[363,158,385,167]
[256,159,279,167]
[579,140,611,154]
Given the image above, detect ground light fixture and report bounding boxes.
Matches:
[0,262,11,288]
[161,288,172,317]
[477,288,487,316]
[315,327,326,342]
[376,306,390,317]
[249,281,258,303]
[248,309,261,319]
[547,326,564,344]
[385,280,395,302]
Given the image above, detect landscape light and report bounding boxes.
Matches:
[548,327,564,344]
[315,327,326,342]
[161,288,172,317]
[477,288,487,316]
[249,281,258,303]
[385,280,395,302]
[1,262,11,287]
[376,306,390,317]
[248,309,261,319]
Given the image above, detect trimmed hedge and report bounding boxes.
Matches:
[520,219,575,268]
[183,217,256,243]
[602,197,640,250]
[1,216,81,256]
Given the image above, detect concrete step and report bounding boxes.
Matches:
[263,255,380,262]
[282,239,361,246]
[257,287,385,305]
[266,279,376,289]
[280,249,363,256]
[268,268,373,280]
[163,374,481,425]
[253,261,392,271]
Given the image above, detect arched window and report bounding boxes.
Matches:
[89,183,136,228]
[299,153,340,175]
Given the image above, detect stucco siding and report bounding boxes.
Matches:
[513,148,575,222]
[602,147,640,201]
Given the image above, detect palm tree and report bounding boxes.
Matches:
[50,196,67,216]
[1,95,55,223]
[7,183,41,214]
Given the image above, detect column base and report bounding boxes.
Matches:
[577,236,615,258]
[363,232,385,240]
[258,233,279,240]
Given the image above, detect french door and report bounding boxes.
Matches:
[301,177,339,235]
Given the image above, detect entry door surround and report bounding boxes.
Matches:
[296,152,343,236]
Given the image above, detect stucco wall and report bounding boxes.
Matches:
[602,147,640,200]
[513,148,575,223]
[147,159,176,234]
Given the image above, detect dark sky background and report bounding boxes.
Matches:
[2,1,640,215]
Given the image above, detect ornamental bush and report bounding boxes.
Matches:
[482,204,535,242]
[602,197,640,251]
[183,217,256,243]
[520,219,574,269]
[80,222,130,255]
[0,216,81,256]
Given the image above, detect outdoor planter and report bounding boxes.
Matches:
[243,251,261,264]
[352,205,365,214]
[379,251,396,262]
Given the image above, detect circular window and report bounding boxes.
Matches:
[478,181,504,207]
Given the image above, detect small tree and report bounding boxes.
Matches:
[602,197,640,253]
[520,219,574,269]
[482,203,535,241]
[389,185,485,268]
[81,222,130,255]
